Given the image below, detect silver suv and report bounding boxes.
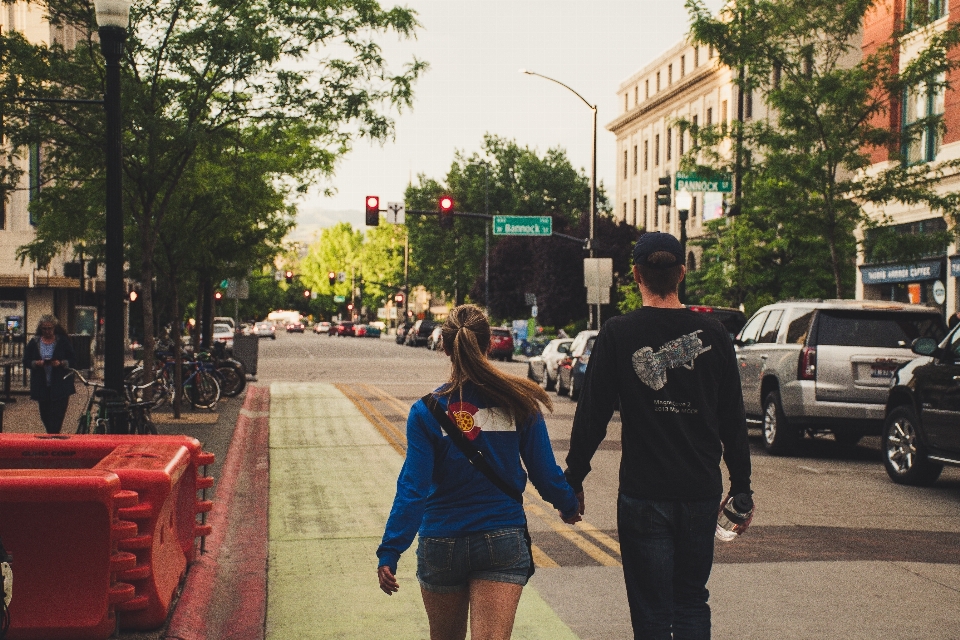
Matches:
[735,300,946,454]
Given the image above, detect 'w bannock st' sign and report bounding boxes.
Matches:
[493,216,552,236]
[675,172,733,193]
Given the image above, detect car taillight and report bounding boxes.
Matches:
[559,356,572,368]
[579,353,590,365]
[798,346,817,380]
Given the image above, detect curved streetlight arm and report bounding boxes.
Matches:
[520,69,596,111]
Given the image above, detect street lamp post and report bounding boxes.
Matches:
[94,0,131,400]
[675,191,692,304]
[520,69,598,327]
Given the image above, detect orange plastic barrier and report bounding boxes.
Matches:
[0,469,138,640]
[0,434,215,632]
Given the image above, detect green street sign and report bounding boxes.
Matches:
[333,295,346,303]
[220,279,230,289]
[675,172,733,193]
[493,216,552,236]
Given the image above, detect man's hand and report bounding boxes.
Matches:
[560,511,582,525]
[378,565,399,595]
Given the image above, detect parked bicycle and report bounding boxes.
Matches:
[69,368,158,435]
[125,352,220,411]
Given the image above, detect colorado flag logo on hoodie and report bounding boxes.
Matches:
[446,401,514,441]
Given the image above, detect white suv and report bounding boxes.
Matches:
[736,300,946,454]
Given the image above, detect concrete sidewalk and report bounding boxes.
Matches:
[265,382,578,639]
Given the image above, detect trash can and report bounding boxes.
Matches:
[231,333,259,376]
[69,334,94,371]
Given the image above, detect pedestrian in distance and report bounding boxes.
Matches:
[565,232,753,639]
[377,303,581,640]
[23,314,77,434]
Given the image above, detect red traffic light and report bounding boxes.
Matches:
[129,290,138,302]
[394,293,404,304]
[347,303,354,311]
[366,195,380,226]
[214,291,223,301]
[439,196,453,212]
[303,289,311,298]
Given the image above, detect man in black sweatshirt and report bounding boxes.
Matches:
[565,232,752,640]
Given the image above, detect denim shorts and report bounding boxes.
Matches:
[416,527,532,593]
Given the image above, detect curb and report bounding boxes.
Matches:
[164,385,271,640]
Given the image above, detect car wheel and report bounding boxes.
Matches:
[762,391,799,456]
[527,364,536,381]
[556,371,568,396]
[543,369,556,391]
[569,376,580,401]
[832,431,862,447]
[883,406,943,486]
[505,354,513,362]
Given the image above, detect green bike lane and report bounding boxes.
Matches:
[265,381,580,639]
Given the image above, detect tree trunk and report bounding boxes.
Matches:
[140,229,157,403]
[171,269,183,420]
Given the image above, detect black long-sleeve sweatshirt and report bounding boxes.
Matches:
[565,307,752,501]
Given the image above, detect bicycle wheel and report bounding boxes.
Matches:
[189,371,221,410]
[76,414,90,435]
[130,408,158,435]
[217,365,244,397]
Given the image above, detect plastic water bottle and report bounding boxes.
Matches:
[715,493,754,542]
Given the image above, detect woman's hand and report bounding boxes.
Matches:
[378,565,399,595]
[50,360,61,368]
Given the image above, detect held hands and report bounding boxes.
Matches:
[559,491,586,525]
[378,565,399,595]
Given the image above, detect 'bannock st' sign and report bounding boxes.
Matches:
[493,216,552,236]
[675,172,733,193]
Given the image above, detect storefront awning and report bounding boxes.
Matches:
[860,259,942,284]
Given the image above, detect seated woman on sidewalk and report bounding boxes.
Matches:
[23,314,76,434]
[377,304,581,640]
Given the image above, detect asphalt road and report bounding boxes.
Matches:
[259,329,960,639]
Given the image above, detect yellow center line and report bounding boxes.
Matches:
[530,544,559,568]
[334,383,407,455]
[524,502,621,567]
[362,384,413,416]
[524,490,622,558]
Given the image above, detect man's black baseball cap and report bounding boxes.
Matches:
[633,232,684,269]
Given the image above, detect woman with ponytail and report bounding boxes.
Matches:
[377,304,581,639]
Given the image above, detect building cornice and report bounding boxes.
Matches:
[606,64,728,134]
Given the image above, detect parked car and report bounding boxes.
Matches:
[882,326,960,485]
[334,321,354,337]
[427,324,443,351]
[687,305,748,340]
[285,321,305,333]
[527,338,573,390]
[488,327,514,361]
[314,321,331,335]
[405,320,435,347]
[396,321,415,345]
[212,323,235,349]
[365,324,382,339]
[557,330,599,400]
[735,300,946,455]
[254,321,276,339]
[353,324,367,337]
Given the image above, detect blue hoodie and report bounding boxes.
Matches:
[377,383,579,573]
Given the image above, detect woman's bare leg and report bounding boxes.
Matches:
[469,580,523,640]
[421,587,469,640]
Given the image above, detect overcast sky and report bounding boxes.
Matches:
[288,0,722,242]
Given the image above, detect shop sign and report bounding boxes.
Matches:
[949,256,960,277]
[860,260,942,284]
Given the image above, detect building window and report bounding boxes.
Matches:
[666,128,672,161]
[29,142,40,225]
[634,144,638,175]
[625,93,629,112]
[666,206,671,226]
[680,55,686,78]
[655,134,660,166]
[668,64,673,86]
[645,79,650,98]
[694,47,699,68]
[907,0,944,29]
[722,100,728,125]
[773,62,782,89]
[654,198,659,228]
[644,140,649,171]
[687,251,697,271]
[903,74,946,165]
[656,72,661,92]
[708,45,714,59]
[643,195,649,228]
[679,129,685,156]
[634,85,638,106]
[746,88,753,119]
[632,198,637,225]
[706,108,713,126]
[623,202,627,220]
[624,149,628,179]
[692,196,698,224]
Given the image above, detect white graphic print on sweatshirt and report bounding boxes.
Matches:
[632,330,713,391]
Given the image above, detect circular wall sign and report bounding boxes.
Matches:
[933,280,946,304]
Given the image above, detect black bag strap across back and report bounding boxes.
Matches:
[421,394,523,504]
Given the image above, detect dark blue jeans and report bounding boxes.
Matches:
[617,493,720,640]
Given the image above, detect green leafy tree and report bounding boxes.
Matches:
[299,222,364,318]
[2,0,426,376]
[685,0,960,306]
